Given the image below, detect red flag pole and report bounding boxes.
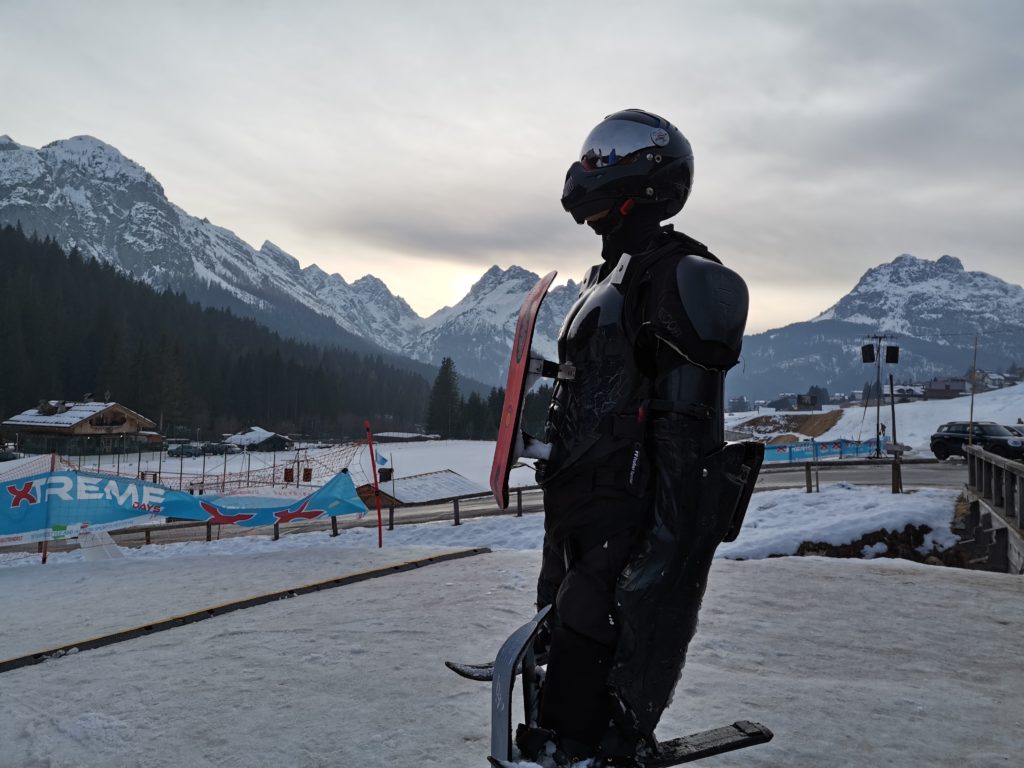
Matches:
[364,420,383,548]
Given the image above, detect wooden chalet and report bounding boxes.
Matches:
[356,469,485,507]
[2,400,157,454]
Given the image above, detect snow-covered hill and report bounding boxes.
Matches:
[726,381,1024,454]
[0,135,576,386]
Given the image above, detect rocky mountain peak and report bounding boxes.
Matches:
[39,135,154,186]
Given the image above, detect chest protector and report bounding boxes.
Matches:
[539,230,749,485]
[540,253,649,483]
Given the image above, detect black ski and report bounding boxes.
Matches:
[488,605,551,764]
[641,720,773,767]
[486,720,772,767]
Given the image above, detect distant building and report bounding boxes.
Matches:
[884,384,925,402]
[728,396,752,413]
[224,426,294,452]
[925,377,970,400]
[373,432,440,443]
[356,469,485,507]
[2,400,157,454]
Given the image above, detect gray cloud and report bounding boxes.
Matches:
[2,0,1021,329]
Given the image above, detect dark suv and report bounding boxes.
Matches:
[930,421,1024,460]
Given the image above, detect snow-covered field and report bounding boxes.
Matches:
[1,420,1021,766]
[727,381,1024,452]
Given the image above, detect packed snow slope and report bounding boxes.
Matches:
[1,540,1019,767]
[1,454,1018,767]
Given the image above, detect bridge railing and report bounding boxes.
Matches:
[964,445,1024,529]
[963,445,1024,574]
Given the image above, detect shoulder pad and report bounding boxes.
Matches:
[676,254,749,353]
[637,252,749,370]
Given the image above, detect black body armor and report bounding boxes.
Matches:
[535,227,764,752]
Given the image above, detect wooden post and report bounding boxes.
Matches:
[145,529,151,545]
[206,521,212,542]
[1017,475,1024,527]
[891,457,903,494]
[388,506,395,531]
[273,522,280,541]
[516,488,523,518]
[330,516,339,537]
[804,463,812,493]
[1002,468,1013,515]
[453,498,461,526]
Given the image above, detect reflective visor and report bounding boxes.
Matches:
[579,118,670,169]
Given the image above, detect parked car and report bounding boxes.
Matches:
[202,442,241,455]
[168,443,202,458]
[1004,425,1024,437]
[0,450,18,462]
[930,421,1024,460]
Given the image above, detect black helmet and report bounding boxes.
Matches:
[561,109,694,224]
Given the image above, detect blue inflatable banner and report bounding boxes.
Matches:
[762,437,888,463]
[0,470,367,547]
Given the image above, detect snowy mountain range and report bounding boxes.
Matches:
[729,254,1024,400]
[0,134,576,387]
[3,134,1022,400]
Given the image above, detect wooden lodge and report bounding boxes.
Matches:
[1,400,158,455]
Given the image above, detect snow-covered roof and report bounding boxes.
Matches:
[2,401,153,430]
[224,426,291,446]
[370,469,485,504]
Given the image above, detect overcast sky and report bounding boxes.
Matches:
[3,0,1022,332]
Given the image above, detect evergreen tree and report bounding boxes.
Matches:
[807,385,830,409]
[426,357,461,438]
[0,225,430,441]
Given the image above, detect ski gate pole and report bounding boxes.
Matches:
[364,420,383,548]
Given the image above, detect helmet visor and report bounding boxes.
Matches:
[579,118,671,170]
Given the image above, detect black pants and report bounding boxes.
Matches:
[535,475,648,756]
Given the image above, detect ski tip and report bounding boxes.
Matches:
[733,720,774,741]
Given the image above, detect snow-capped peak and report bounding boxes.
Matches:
[39,135,154,186]
[812,253,1024,337]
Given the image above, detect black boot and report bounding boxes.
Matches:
[538,626,615,761]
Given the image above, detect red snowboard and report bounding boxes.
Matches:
[490,270,557,509]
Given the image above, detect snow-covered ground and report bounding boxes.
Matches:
[727,381,1024,453]
[1,439,1020,766]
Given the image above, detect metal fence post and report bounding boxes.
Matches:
[388,506,395,531]
[453,498,461,526]
[273,522,280,541]
[206,521,212,542]
[804,463,812,493]
[516,489,523,518]
[330,516,339,537]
